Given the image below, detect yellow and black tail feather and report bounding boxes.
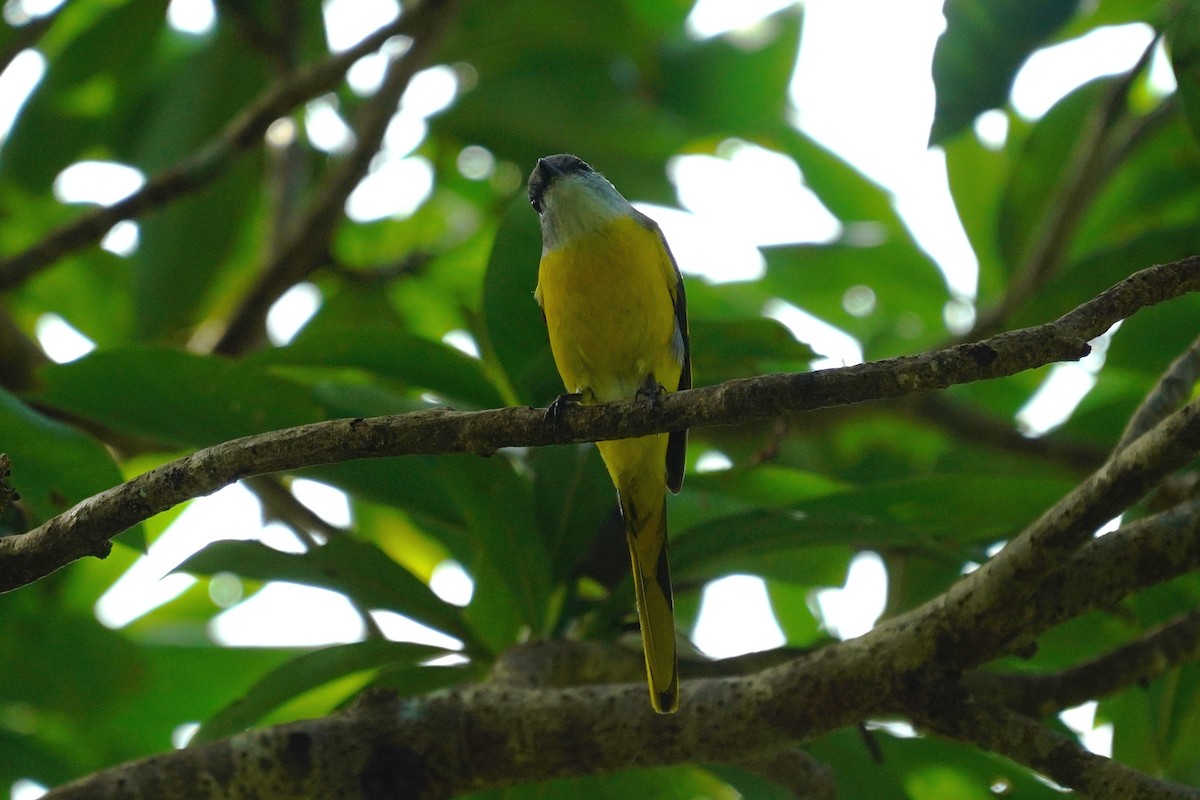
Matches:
[621,494,678,714]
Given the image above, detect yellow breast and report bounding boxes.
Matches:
[536,215,682,404]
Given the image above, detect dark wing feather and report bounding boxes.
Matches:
[659,229,690,494]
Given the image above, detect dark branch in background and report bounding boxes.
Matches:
[0,6,437,291]
[906,693,1200,800]
[0,306,49,391]
[904,393,1107,472]
[973,610,1200,719]
[245,475,384,639]
[1119,332,1200,451]
[0,256,1197,593]
[212,0,459,356]
[0,5,63,76]
[971,35,1164,337]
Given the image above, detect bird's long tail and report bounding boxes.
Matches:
[619,491,678,714]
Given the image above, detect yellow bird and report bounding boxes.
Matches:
[528,154,690,714]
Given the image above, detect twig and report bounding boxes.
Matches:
[972,609,1200,718]
[0,7,432,291]
[905,394,1106,472]
[245,475,385,639]
[0,305,49,391]
[971,35,1162,336]
[1118,332,1200,451]
[906,692,1200,799]
[1,256,1198,592]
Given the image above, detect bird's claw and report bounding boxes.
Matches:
[545,392,582,427]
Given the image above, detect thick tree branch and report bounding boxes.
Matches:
[1,256,1198,593]
[0,4,440,291]
[861,391,1200,675]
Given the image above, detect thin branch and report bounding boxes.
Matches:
[1,256,1198,592]
[905,393,1106,472]
[212,1,458,356]
[863,391,1200,675]
[907,692,1200,799]
[0,5,63,76]
[1118,332,1200,451]
[0,305,49,391]
[972,610,1200,719]
[244,475,385,639]
[0,5,439,291]
[971,35,1163,336]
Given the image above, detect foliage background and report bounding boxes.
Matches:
[2,0,1199,797]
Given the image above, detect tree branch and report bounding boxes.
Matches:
[972,609,1200,719]
[1,256,1197,592]
[906,692,1200,799]
[212,0,458,356]
[1119,332,1200,451]
[0,4,440,291]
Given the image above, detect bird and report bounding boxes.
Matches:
[528,154,690,713]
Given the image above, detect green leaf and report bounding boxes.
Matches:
[481,198,560,405]
[673,475,1077,584]
[531,443,615,581]
[690,317,815,382]
[176,537,477,648]
[29,347,326,448]
[437,454,553,640]
[931,0,1081,143]
[943,123,1011,303]
[0,0,171,190]
[194,640,447,743]
[760,237,948,358]
[252,327,504,409]
[658,8,801,139]
[0,388,141,547]
[1167,1,1200,144]
[994,78,1109,274]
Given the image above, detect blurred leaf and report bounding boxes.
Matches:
[943,123,1011,302]
[252,326,505,409]
[176,537,477,648]
[438,454,553,639]
[673,475,1076,584]
[658,8,800,139]
[931,0,1080,143]
[195,640,447,743]
[1075,114,1200,258]
[779,128,899,228]
[531,443,614,580]
[1167,1,1200,144]
[690,317,815,382]
[0,388,141,547]
[995,78,1109,274]
[29,347,326,448]
[765,580,824,646]
[1,0,170,190]
[481,198,559,405]
[761,237,948,357]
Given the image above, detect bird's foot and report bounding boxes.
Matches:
[545,392,583,427]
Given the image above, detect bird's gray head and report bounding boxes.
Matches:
[528,154,633,250]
